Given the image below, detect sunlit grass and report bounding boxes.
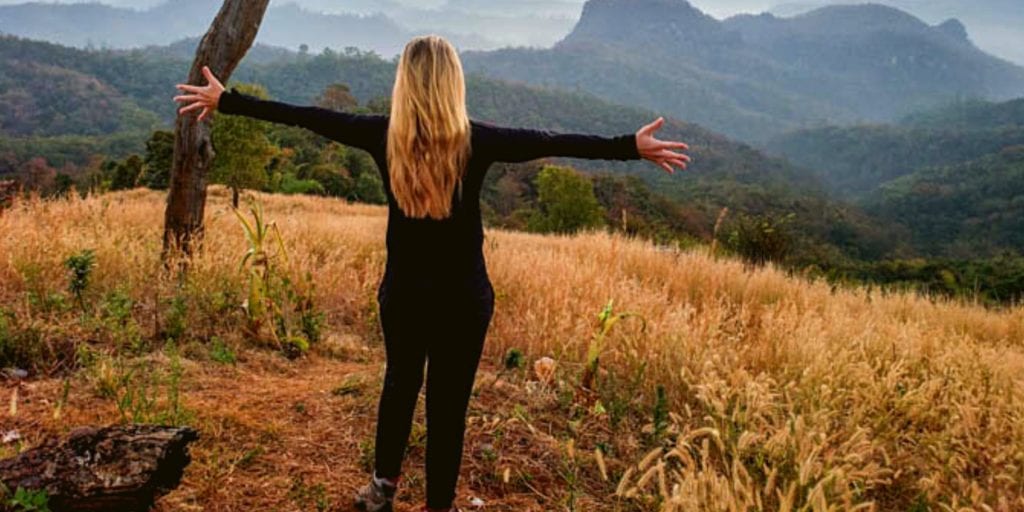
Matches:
[1,188,1022,510]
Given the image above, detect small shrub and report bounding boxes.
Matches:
[161,294,188,342]
[2,485,51,512]
[64,250,96,313]
[234,200,323,358]
[720,213,795,267]
[504,348,525,370]
[209,337,237,365]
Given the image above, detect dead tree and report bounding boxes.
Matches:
[0,425,199,512]
[163,0,271,260]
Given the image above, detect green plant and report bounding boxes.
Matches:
[209,337,237,365]
[2,485,51,512]
[581,300,646,391]
[100,289,144,353]
[504,348,525,370]
[358,438,375,473]
[287,475,331,512]
[528,165,605,235]
[652,385,669,444]
[234,200,323,359]
[64,249,96,313]
[721,213,796,267]
[161,294,188,342]
[111,346,192,426]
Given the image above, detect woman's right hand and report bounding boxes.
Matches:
[174,66,225,122]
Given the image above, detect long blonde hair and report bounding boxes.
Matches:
[387,35,472,220]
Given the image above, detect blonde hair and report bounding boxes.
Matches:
[387,35,472,220]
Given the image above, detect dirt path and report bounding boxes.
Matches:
[3,346,630,512]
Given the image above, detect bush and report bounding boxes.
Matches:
[527,166,605,234]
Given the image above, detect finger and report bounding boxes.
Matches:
[656,150,691,162]
[197,107,211,122]
[202,66,223,88]
[179,102,205,115]
[656,140,690,151]
[176,84,204,94]
[640,117,665,136]
[173,95,203,103]
[658,161,674,175]
[667,159,689,171]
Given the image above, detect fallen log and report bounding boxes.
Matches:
[0,425,199,512]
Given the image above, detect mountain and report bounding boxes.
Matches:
[0,0,485,57]
[462,0,1024,142]
[772,0,1024,65]
[0,34,900,262]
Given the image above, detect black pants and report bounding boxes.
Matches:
[373,276,495,509]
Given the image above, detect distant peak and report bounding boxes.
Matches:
[560,0,734,49]
[937,18,968,41]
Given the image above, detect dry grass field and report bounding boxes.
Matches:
[1,188,1023,511]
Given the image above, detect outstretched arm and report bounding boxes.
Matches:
[482,117,691,174]
[174,66,385,152]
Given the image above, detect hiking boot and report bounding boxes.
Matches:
[353,474,397,512]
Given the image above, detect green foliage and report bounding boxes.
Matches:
[504,348,525,370]
[142,130,174,190]
[209,337,237,365]
[774,122,1024,198]
[234,200,322,358]
[2,485,51,512]
[99,289,145,352]
[109,154,143,191]
[528,166,605,234]
[869,149,1024,258]
[278,173,325,196]
[720,213,795,267]
[109,345,192,426]
[160,294,188,343]
[63,249,96,313]
[819,256,1024,306]
[212,83,275,206]
[581,300,645,391]
[652,385,669,444]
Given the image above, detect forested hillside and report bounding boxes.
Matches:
[0,35,899,266]
[773,98,1024,261]
[868,147,1024,257]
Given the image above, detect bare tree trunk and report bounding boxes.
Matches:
[0,425,199,512]
[163,0,271,261]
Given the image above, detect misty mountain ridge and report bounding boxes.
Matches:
[0,0,496,55]
[463,0,1024,141]
[2,0,1023,143]
[772,0,1024,65]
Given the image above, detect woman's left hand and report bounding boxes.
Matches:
[636,117,691,175]
[174,66,225,122]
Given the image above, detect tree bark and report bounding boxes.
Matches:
[162,0,271,260]
[0,425,199,512]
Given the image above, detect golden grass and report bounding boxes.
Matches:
[2,188,1023,511]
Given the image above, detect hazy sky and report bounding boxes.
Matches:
[0,0,1019,63]
[0,0,771,18]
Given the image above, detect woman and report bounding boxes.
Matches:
[175,35,690,512]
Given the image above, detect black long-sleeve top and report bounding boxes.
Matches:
[219,89,641,298]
